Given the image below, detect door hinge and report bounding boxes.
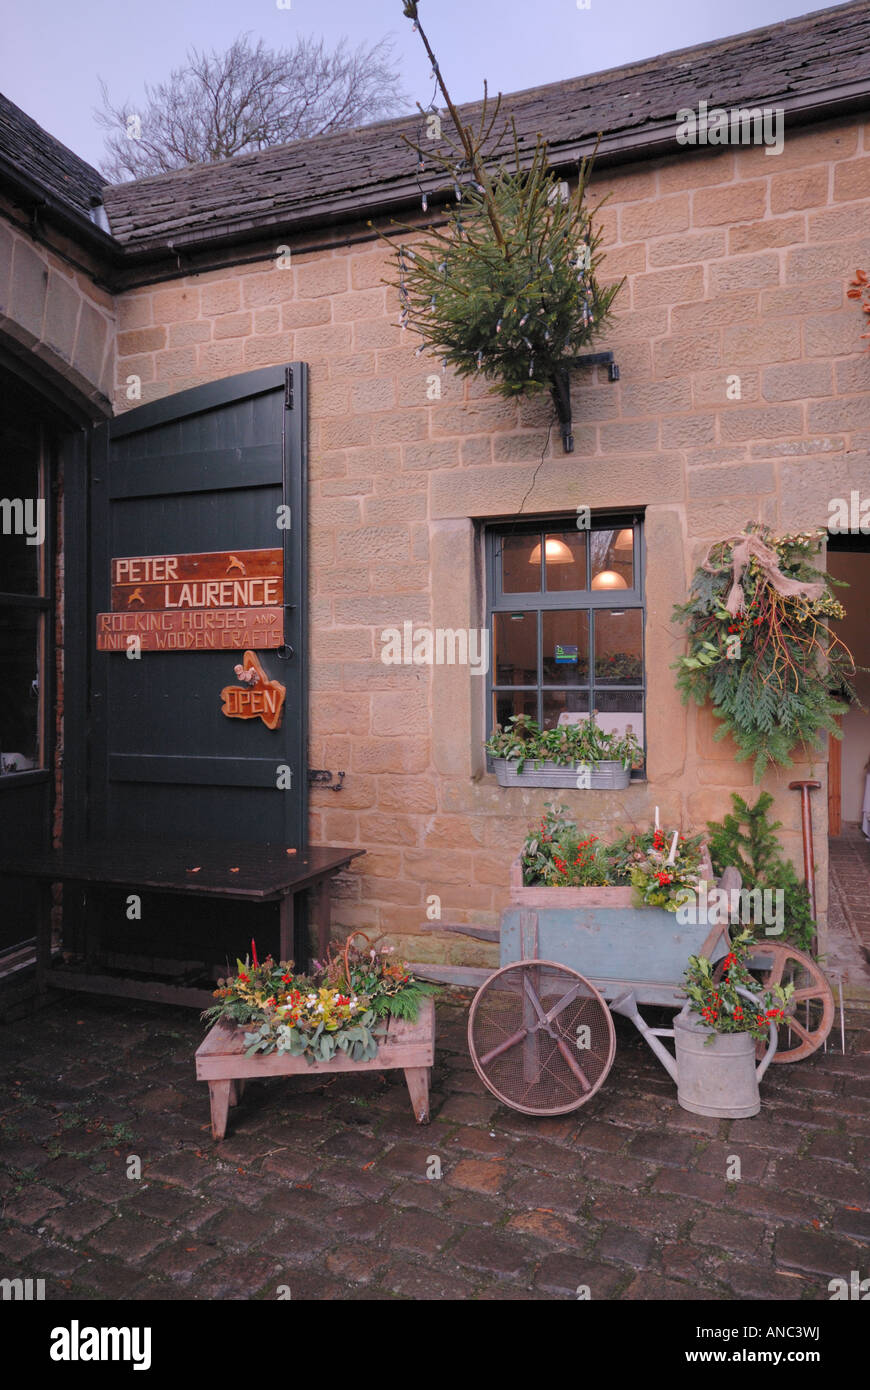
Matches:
[284,367,294,410]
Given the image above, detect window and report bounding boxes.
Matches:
[485,514,645,768]
[0,404,50,778]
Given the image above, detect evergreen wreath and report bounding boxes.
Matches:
[673,523,859,781]
[383,2,623,450]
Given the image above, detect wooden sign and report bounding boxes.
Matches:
[111,548,283,610]
[98,548,285,652]
[221,651,285,729]
[96,608,283,652]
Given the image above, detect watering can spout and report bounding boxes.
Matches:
[609,990,679,1084]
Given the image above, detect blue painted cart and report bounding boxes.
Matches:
[412,856,833,1115]
[499,898,726,1008]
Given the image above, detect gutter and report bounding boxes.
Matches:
[109,79,870,291]
[0,153,120,257]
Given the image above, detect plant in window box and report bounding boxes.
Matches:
[484,714,641,788]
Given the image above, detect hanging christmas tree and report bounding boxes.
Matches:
[386,2,624,451]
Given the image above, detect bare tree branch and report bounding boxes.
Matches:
[95,31,409,182]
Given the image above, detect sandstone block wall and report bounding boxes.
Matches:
[113,117,870,957]
[0,205,115,412]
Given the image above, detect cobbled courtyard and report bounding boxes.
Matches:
[1,991,868,1301]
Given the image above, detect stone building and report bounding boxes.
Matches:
[1,0,868,983]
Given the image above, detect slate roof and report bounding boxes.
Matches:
[99,1,870,254]
[0,91,106,221]
[1,1,868,262]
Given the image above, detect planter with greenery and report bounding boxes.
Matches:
[485,714,642,788]
[682,929,792,1043]
[673,523,859,781]
[513,803,704,910]
[668,930,793,1118]
[202,936,437,1065]
[501,806,719,1010]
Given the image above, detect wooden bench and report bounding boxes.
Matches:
[0,840,364,1006]
[195,996,435,1138]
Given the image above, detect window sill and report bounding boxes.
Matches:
[483,769,648,788]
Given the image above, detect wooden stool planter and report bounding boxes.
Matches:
[195,998,435,1139]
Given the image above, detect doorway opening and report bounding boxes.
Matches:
[827,532,870,972]
[0,363,59,970]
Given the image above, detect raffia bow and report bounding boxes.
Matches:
[702,532,824,617]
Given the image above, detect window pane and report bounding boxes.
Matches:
[590,527,634,592]
[594,609,643,684]
[495,690,537,727]
[544,690,590,730]
[0,442,43,596]
[0,607,42,772]
[501,534,541,593]
[494,611,537,685]
[543,531,586,592]
[594,691,644,716]
[542,610,589,684]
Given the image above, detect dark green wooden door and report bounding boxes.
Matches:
[88,364,307,849]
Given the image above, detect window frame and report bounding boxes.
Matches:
[484,510,646,774]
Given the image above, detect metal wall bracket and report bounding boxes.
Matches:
[551,350,620,453]
[308,769,345,792]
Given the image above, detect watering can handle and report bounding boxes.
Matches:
[735,985,778,1081]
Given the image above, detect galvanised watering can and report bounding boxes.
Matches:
[610,986,778,1119]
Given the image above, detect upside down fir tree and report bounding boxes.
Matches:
[383,1,624,452]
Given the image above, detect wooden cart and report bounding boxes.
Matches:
[410,856,834,1115]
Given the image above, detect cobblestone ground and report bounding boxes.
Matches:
[829,828,870,968]
[0,991,868,1301]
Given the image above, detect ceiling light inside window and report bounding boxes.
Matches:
[529,537,574,564]
[591,570,629,590]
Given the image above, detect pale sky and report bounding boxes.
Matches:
[1,0,849,175]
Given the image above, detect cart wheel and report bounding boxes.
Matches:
[715,941,834,1063]
[467,959,616,1115]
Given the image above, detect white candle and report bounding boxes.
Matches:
[667,830,679,865]
[654,805,660,831]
